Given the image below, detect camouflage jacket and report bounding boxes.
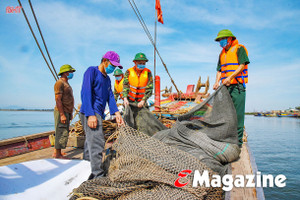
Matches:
[123,67,153,102]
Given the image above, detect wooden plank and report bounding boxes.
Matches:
[230,143,257,200]
[247,143,265,200]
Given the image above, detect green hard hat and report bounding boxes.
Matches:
[113,69,123,76]
[133,52,148,62]
[58,64,76,76]
[215,29,236,41]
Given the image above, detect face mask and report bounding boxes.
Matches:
[67,73,74,79]
[137,64,145,70]
[219,38,228,48]
[105,64,115,74]
[115,76,122,81]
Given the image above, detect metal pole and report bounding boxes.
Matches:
[154,14,157,78]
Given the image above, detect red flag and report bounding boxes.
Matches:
[155,0,163,24]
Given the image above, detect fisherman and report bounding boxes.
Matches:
[123,52,153,129]
[213,29,250,148]
[113,69,124,102]
[53,64,76,158]
[80,51,125,180]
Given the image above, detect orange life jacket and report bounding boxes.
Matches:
[220,39,248,85]
[128,67,150,102]
[114,78,124,99]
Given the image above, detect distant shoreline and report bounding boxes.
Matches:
[0,109,54,112]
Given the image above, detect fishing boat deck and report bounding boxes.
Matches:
[0,147,83,166]
[228,143,257,200]
[0,143,260,200]
[0,136,263,200]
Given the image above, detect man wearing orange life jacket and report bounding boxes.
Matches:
[113,69,124,102]
[213,29,250,148]
[123,53,153,128]
[123,52,153,107]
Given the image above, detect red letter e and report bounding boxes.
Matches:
[174,169,192,187]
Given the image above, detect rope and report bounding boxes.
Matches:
[19,0,79,112]
[23,136,29,148]
[128,0,181,96]
[28,0,58,78]
[17,0,57,81]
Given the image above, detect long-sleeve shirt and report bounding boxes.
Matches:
[114,87,119,102]
[122,67,153,102]
[80,66,118,118]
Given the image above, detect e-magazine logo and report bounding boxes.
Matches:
[174,169,286,191]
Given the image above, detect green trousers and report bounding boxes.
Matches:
[227,84,246,145]
[54,110,71,149]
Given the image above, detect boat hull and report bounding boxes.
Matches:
[0,131,54,159]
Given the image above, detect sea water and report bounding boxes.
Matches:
[246,115,300,199]
[0,111,79,140]
[0,111,55,140]
[0,111,299,199]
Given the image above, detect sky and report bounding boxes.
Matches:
[0,0,299,112]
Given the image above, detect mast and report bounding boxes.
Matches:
[154,10,157,79]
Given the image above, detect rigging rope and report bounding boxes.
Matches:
[17,0,58,81]
[128,0,181,96]
[28,0,58,78]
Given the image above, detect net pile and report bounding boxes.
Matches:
[70,85,240,200]
[155,85,241,176]
[70,125,223,200]
[123,104,167,137]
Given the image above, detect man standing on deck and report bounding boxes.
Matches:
[113,69,124,102]
[53,64,76,158]
[123,53,153,130]
[212,29,250,148]
[80,51,124,180]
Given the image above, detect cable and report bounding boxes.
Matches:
[17,0,57,81]
[128,0,181,95]
[28,0,58,78]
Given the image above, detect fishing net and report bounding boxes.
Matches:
[70,85,240,200]
[123,103,167,136]
[154,85,240,176]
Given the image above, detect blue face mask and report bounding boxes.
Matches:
[105,64,116,74]
[219,38,228,48]
[137,64,145,70]
[67,73,74,79]
[115,76,122,81]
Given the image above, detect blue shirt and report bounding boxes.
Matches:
[80,66,118,118]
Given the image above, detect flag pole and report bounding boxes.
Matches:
[154,10,157,79]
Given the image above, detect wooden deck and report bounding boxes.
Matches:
[229,143,257,200]
[0,139,264,200]
[0,146,83,166]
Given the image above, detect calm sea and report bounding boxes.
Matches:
[246,115,300,199]
[0,111,299,199]
[0,111,55,140]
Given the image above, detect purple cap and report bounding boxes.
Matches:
[102,51,123,69]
